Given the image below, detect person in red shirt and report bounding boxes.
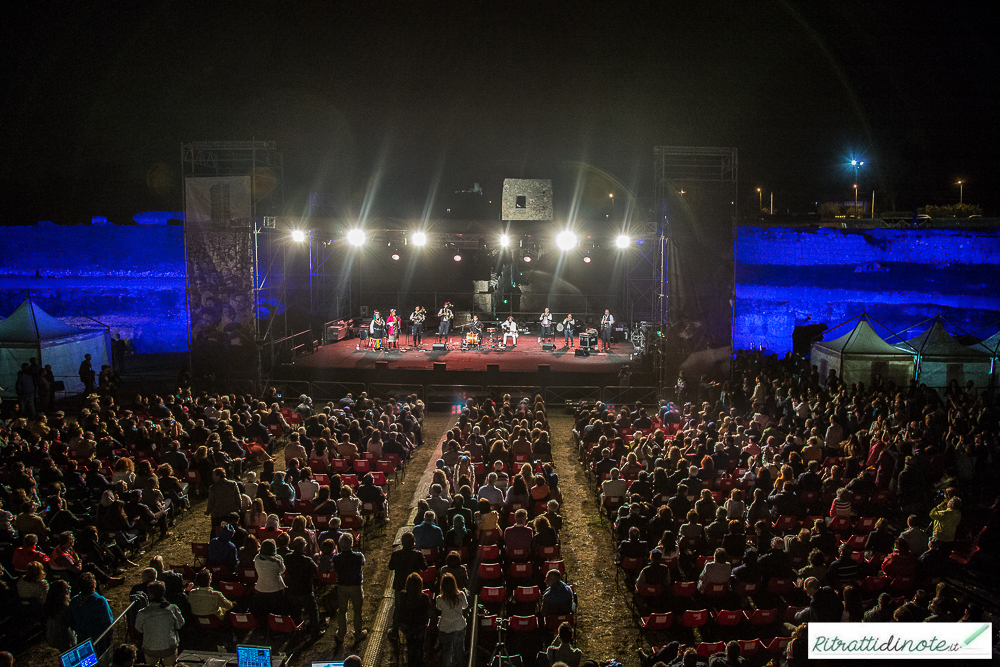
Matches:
[12,533,50,573]
[881,538,918,580]
[50,531,84,577]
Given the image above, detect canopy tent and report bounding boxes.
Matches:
[0,298,111,398]
[899,318,992,393]
[970,330,1000,389]
[810,316,915,388]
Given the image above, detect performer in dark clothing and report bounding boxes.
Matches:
[600,310,615,352]
[410,306,426,346]
[437,302,454,345]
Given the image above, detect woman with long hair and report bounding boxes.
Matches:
[435,573,469,667]
[246,498,267,529]
[399,572,431,667]
[253,539,288,615]
[44,579,76,651]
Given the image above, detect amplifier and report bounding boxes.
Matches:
[579,332,598,348]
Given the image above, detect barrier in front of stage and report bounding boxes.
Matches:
[485,385,543,403]
[270,380,312,402]
[426,384,488,411]
[602,386,660,408]
[367,383,425,403]
[544,385,602,406]
[310,381,367,404]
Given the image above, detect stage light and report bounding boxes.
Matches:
[555,230,578,251]
[346,228,366,246]
[522,253,532,263]
[453,252,463,262]
[615,234,630,248]
[391,249,401,261]
[291,230,306,243]
[411,231,427,246]
[583,254,592,263]
[499,234,510,247]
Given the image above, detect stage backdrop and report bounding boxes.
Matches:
[735,226,1000,354]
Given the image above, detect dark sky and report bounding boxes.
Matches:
[2,0,998,224]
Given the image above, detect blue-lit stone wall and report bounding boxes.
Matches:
[0,224,188,352]
[735,227,1000,353]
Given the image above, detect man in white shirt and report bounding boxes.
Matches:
[539,308,553,343]
[477,473,505,507]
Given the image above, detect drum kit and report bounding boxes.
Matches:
[460,323,501,350]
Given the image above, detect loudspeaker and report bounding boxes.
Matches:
[574,348,589,357]
[375,360,388,370]
[542,343,556,351]
[538,364,550,372]
[432,343,446,351]
[433,362,446,371]
[487,364,499,372]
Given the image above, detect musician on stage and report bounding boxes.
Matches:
[410,306,426,346]
[438,302,454,345]
[468,314,484,348]
[600,309,615,352]
[386,309,402,349]
[539,307,554,343]
[562,313,576,348]
[501,316,518,347]
[369,310,387,349]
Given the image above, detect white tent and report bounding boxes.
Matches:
[970,330,1000,389]
[900,318,992,393]
[0,298,111,397]
[810,316,915,388]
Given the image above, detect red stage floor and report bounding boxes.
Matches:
[293,336,636,374]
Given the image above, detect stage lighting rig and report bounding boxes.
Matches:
[411,231,428,246]
[346,228,366,246]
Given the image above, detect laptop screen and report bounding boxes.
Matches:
[236,645,272,667]
[311,663,346,667]
[60,640,97,667]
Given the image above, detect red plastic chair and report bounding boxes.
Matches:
[191,542,210,566]
[340,474,359,488]
[702,582,729,597]
[545,613,574,632]
[775,515,799,531]
[862,575,887,595]
[194,614,224,630]
[765,637,792,654]
[218,581,245,599]
[477,544,501,561]
[419,566,437,585]
[766,577,794,595]
[268,613,304,636]
[745,608,778,625]
[619,556,646,574]
[238,567,258,585]
[543,559,566,576]
[514,586,540,603]
[828,516,851,532]
[736,580,760,597]
[783,606,806,623]
[317,570,338,585]
[854,516,877,533]
[680,609,710,628]
[508,615,539,632]
[479,615,499,632]
[508,561,533,581]
[353,459,371,475]
[506,545,531,562]
[536,544,561,560]
[697,642,725,658]
[329,459,350,474]
[736,639,762,658]
[670,581,697,597]
[714,609,744,627]
[480,586,506,604]
[636,583,663,601]
[478,562,503,581]
[313,514,331,529]
[229,611,258,631]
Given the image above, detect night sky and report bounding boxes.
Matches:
[3,1,998,224]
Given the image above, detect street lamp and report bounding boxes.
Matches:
[609,193,614,221]
[853,184,859,219]
[957,180,964,205]
[850,159,865,218]
[757,188,761,214]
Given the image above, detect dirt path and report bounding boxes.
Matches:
[550,413,641,667]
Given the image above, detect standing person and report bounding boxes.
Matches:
[132,581,184,667]
[435,572,469,667]
[600,309,615,352]
[285,536,323,638]
[113,334,127,373]
[66,573,114,654]
[253,539,288,614]
[206,468,241,530]
[410,306,426,346]
[79,354,96,394]
[15,363,35,417]
[333,533,368,648]
[562,313,576,348]
[388,533,427,627]
[369,311,386,350]
[437,302,454,345]
[539,308,553,343]
[386,309,402,349]
[398,573,431,667]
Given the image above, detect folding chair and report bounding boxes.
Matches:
[267,613,304,637]
[745,608,778,625]
[680,609,710,628]
[714,609,744,627]
[508,615,539,632]
[191,542,210,567]
[229,611,258,632]
[480,586,507,604]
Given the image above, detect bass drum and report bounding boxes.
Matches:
[465,332,480,345]
[556,323,564,332]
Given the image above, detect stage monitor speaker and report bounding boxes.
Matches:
[375,360,388,370]
[542,343,556,351]
[487,364,499,372]
[538,364,550,372]
[574,348,589,357]
[433,362,446,371]
[432,343,446,351]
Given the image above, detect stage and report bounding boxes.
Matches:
[271,333,653,395]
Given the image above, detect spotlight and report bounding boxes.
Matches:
[583,254,592,264]
[391,249,400,261]
[291,230,306,243]
[411,231,427,246]
[556,230,578,251]
[453,252,463,262]
[522,253,532,263]
[499,234,510,247]
[346,228,366,246]
[615,234,630,248]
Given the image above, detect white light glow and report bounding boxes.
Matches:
[499,234,510,247]
[522,255,532,263]
[411,231,427,246]
[453,253,462,262]
[555,230,578,251]
[291,230,306,243]
[615,234,630,248]
[583,255,592,263]
[346,229,366,246]
[391,252,400,261]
